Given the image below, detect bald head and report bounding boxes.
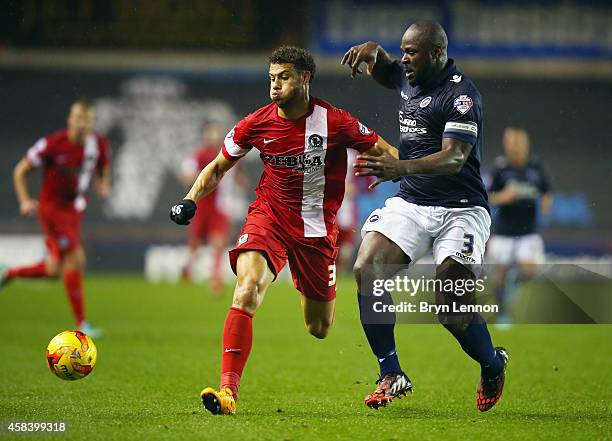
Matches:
[405,20,448,53]
[400,20,449,86]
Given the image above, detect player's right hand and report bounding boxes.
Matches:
[19,198,38,217]
[497,186,519,205]
[341,41,379,78]
[169,199,197,225]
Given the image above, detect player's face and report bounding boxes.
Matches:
[503,128,530,166]
[67,104,92,141]
[85,108,96,132]
[269,63,308,107]
[400,29,437,86]
[203,123,224,147]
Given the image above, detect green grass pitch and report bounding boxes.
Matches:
[0,275,610,440]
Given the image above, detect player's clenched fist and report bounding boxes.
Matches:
[169,199,197,225]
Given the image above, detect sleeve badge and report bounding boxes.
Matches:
[358,121,372,135]
[453,95,473,115]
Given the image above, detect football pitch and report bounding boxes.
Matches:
[0,275,610,441]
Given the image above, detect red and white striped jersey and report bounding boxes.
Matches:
[26,130,110,212]
[221,97,378,238]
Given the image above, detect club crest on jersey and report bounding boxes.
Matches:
[58,235,70,250]
[307,134,324,150]
[419,96,432,108]
[358,122,372,136]
[238,233,249,246]
[454,95,473,115]
[368,214,380,223]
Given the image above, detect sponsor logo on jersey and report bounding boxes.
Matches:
[450,74,462,83]
[261,152,324,174]
[358,122,372,136]
[454,251,476,264]
[419,96,432,108]
[398,112,427,134]
[453,95,473,115]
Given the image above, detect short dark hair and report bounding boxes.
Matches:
[268,46,316,83]
[72,97,93,110]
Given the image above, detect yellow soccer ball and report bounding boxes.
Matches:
[46,330,97,381]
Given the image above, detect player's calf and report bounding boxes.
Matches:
[302,296,335,339]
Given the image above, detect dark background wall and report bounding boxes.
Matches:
[0,68,608,226]
[0,0,610,270]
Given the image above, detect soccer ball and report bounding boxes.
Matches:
[46,330,97,381]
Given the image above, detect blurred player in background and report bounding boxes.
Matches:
[336,149,371,274]
[343,20,508,412]
[180,122,232,293]
[487,127,553,324]
[0,99,110,338]
[170,46,398,415]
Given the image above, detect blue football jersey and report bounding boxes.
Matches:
[488,156,552,236]
[388,59,489,211]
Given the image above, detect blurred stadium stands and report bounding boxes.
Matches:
[0,0,610,273]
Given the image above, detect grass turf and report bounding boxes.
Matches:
[0,275,610,440]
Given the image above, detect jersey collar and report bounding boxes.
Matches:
[413,59,458,94]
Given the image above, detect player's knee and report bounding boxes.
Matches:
[306,320,331,339]
[232,275,265,313]
[45,260,61,278]
[352,261,363,287]
[353,256,376,289]
[519,263,537,280]
[62,249,86,271]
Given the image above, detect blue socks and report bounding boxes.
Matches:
[443,321,503,378]
[358,289,502,379]
[358,290,403,376]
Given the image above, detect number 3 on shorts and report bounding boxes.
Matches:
[462,233,474,256]
[328,264,336,287]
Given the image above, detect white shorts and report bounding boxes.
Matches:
[361,197,491,270]
[486,233,545,265]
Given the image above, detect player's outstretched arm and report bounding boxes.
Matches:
[364,136,399,159]
[488,186,518,205]
[169,152,237,225]
[341,41,397,89]
[355,137,473,189]
[95,165,111,199]
[13,158,38,217]
[540,192,554,215]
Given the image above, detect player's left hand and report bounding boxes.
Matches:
[95,181,111,199]
[169,199,197,225]
[354,151,404,189]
